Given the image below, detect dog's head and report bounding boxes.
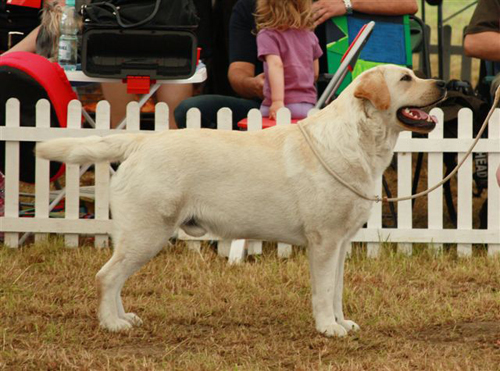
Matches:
[353,65,446,134]
[36,1,63,61]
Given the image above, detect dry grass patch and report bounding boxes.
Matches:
[1,240,500,370]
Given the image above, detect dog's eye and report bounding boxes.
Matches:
[400,75,412,82]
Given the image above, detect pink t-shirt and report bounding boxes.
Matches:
[257,28,323,106]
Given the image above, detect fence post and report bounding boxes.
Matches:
[64,100,82,247]
[442,25,452,82]
[428,108,444,254]
[216,107,233,258]
[185,107,202,253]
[457,108,473,257]
[245,109,264,257]
[4,102,499,258]
[460,27,472,82]
[276,108,293,259]
[154,102,169,131]
[228,239,246,265]
[94,101,111,248]
[4,98,20,248]
[397,130,412,255]
[227,109,263,263]
[367,176,382,258]
[487,109,500,256]
[34,99,51,243]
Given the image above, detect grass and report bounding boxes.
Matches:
[1,239,499,370]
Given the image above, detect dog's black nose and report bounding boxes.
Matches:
[435,80,446,90]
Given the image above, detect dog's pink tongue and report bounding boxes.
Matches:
[403,108,438,124]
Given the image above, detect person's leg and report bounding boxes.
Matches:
[260,103,313,119]
[174,94,261,130]
[286,102,315,119]
[260,104,270,117]
[101,83,137,128]
[155,83,193,129]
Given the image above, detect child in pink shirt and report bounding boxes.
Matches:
[256,0,323,120]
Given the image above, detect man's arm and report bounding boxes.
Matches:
[351,0,418,15]
[227,0,264,99]
[313,0,418,26]
[464,31,500,62]
[228,61,265,100]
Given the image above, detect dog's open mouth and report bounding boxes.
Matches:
[397,107,438,132]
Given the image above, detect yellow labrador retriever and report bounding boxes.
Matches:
[37,65,446,337]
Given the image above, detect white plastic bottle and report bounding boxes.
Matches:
[58,0,78,71]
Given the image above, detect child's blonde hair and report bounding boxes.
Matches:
[255,0,315,32]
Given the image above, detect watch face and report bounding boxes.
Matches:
[343,0,353,14]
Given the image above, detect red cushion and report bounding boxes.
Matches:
[237,117,299,130]
[0,51,77,129]
[0,52,78,182]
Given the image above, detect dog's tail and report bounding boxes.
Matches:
[36,133,145,164]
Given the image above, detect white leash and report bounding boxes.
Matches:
[298,86,500,203]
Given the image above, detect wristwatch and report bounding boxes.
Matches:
[343,0,353,15]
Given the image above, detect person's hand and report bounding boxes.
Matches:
[312,0,347,26]
[228,62,264,99]
[251,73,265,100]
[269,100,285,120]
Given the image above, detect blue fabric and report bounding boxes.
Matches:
[347,17,407,66]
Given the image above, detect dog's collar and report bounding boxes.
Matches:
[297,122,383,202]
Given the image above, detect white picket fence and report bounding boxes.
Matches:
[1,98,500,259]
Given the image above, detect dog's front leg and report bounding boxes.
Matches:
[333,241,360,333]
[308,241,348,337]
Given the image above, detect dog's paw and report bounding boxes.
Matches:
[122,313,143,326]
[316,323,348,337]
[100,318,133,332]
[338,319,360,332]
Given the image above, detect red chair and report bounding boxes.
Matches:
[0,51,77,183]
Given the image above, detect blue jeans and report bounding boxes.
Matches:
[174,94,261,130]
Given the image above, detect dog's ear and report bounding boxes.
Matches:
[354,69,391,111]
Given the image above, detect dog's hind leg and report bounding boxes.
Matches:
[333,240,360,333]
[96,222,172,332]
[308,236,347,337]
